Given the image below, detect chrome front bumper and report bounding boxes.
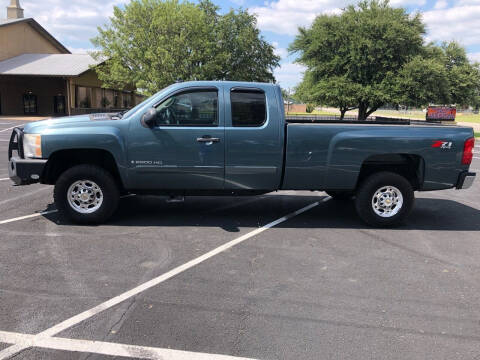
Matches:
[7,127,47,185]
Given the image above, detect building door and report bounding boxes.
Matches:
[23,93,37,114]
[54,95,66,115]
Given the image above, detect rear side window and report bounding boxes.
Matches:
[230,89,266,127]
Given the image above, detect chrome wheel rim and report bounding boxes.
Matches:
[67,180,103,214]
[371,185,403,218]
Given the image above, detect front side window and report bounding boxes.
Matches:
[231,89,266,127]
[154,90,218,127]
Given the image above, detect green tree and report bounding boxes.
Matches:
[91,0,280,95]
[395,56,450,108]
[289,0,425,119]
[203,1,280,82]
[295,72,364,119]
[442,42,480,107]
[397,42,480,108]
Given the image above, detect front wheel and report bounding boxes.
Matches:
[355,172,414,227]
[54,164,119,224]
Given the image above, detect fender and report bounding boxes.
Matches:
[42,126,129,185]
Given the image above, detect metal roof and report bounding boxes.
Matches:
[0,53,102,76]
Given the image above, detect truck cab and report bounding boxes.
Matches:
[124,82,285,192]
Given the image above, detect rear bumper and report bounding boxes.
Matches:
[8,157,47,185]
[456,171,476,190]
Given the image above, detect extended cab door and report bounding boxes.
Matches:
[127,86,225,190]
[224,85,284,190]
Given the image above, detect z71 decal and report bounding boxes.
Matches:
[432,140,453,149]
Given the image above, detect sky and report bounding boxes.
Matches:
[7,0,480,89]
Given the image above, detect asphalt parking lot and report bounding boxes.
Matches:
[1,119,480,360]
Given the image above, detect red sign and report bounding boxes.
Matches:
[426,106,456,121]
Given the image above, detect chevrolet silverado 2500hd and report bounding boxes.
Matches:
[7,81,476,226]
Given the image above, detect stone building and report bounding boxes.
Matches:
[0,0,143,116]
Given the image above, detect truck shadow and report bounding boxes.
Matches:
[42,194,480,232]
[290,196,480,231]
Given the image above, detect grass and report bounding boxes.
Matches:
[475,132,480,138]
[372,111,480,123]
[286,108,480,125]
[455,113,480,123]
[371,110,425,120]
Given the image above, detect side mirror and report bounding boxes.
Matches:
[141,107,156,128]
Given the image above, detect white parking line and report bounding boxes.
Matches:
[0,331,257,360]
[0,124,24,133]
[0,178,10,181]
[0,210,58,225]
[0,194,136,225]
[0,198,327,359]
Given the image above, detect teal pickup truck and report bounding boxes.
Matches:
[7,81,476,227]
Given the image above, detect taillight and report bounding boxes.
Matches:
[462,137,475,165]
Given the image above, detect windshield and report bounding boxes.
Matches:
[121,84,176,119]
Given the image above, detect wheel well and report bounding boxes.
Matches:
[42,149,124,189]
[357,154,424,190]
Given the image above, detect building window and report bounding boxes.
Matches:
[76,86,91,108]
[123,92,132,108]
[104,89,114,108]
[230,89,266,127]
[23,93,37,114]
[113,91,119,108]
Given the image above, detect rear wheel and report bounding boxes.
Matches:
[326,191,354,200]
[355,172,414,227]
[54,164,119,224]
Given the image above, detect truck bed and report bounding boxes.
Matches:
[282,120,473,191]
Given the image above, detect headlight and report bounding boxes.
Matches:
[23,134,42,158]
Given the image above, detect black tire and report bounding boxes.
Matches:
[355,172,414,227]
[326,191,354,200]
[54,164,119,224]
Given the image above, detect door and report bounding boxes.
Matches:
[54,95,66,115]
[224,86,284,190]
[23,93,37,114]
[127,87,225,190]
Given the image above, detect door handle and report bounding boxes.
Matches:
[197,137,220,143]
